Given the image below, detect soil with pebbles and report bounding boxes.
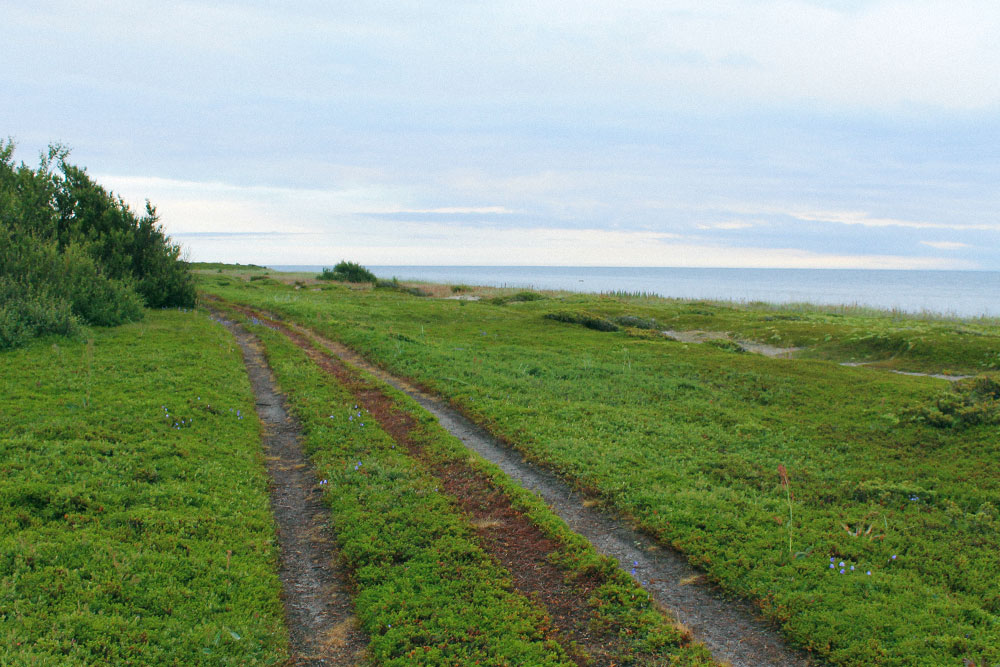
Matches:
[213,311,367,666]
[216,301,820,667]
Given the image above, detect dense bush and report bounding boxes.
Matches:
[0,140,193,349]
[317,261,377,283]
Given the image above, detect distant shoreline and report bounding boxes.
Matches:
[264,265,1000,319]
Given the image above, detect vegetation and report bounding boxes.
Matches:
[0,141,194,350]
[200,272,1000,666]
[0,310,287,665]
[224,304,711,665]
[317,260,377,283]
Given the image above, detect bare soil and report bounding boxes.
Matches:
[213,311,367,666]
[220,301,819,667]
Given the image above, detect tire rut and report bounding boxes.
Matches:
[213,311,367,666]
[218,300,818,667]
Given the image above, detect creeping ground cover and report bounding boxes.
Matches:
[0,310,287,665]
[231,305,713,666]
[200,272,1000,666]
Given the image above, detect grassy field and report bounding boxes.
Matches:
[200,272,1000,666]
[0,310,288,665]
[229,303,713,665]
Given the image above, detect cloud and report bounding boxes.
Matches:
[171,221,974,271]
[380,206,514,215]
[696,221,755,231]
[790,210,1000,232]
[920,240,971,250]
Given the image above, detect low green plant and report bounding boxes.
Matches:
[543,310,619,331]
[488,290,546,305]
[239,313,711,665]
[615,314,660,330]
[0,310,288,664]
[200,272,1000,666]
[903,373,1000,428]
[317,261,377,283]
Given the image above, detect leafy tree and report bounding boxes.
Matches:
[0,139,194,349]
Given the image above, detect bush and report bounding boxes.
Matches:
[489,291,546,305]
[904,373,1000,429]
[543,311,620,332]
[0,140,194,348]
[374,277,429,297]
[615,315,660,330]
[317,261,377,283]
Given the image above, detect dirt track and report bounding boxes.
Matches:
[216,312,367,665]
[219,301,817,667]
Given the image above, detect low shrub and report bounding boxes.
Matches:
[615,315,660,330]
[489,291,546,305]
[543,311,619,332]
[903,373,1000,428]
[374,278,429,297]
[704,338,746,353]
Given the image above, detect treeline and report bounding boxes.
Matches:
[1,140,195,349]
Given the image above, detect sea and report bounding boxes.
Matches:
[268,266,1000,319]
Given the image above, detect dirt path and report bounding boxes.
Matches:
[213,312,366,665]
[662,330,801,358]
[221,302,816,667]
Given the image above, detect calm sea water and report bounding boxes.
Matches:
[269,266,1000,319]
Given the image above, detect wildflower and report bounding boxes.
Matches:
[839,561,845,567]
[829,564,835,569]
[850,565,855,571]
[840,569,845,574]
[866,571,872,576]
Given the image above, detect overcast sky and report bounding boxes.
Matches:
[3,1,999,268]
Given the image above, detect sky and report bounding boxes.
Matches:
[3,0,999,269]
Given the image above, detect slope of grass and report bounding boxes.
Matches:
[0,310,287,665]
[201,274,1000,666]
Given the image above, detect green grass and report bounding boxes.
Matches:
[0,310,288,665]
[201,272,1000,666]
[234,307,711,665]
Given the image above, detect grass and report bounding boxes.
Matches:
[0,310,288,665]
[200,271,1000,666]
[229,304,712,665]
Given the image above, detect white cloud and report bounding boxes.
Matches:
[696,221,755,231]
[791,209,1000,231]
[920,240,971,250]
[172,220,973,270]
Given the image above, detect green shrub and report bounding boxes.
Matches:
[374,277,429,297]
[317,261,377,283]
[490,291,546,305]
[705,338,746,353]
[0,140,194,349]
[904,373,1000,429]
[614,315,660,330]
[543,311,619,332]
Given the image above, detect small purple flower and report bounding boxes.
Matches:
[866,571,872,576]
[839,568,845,574]
[829,563,835,569]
